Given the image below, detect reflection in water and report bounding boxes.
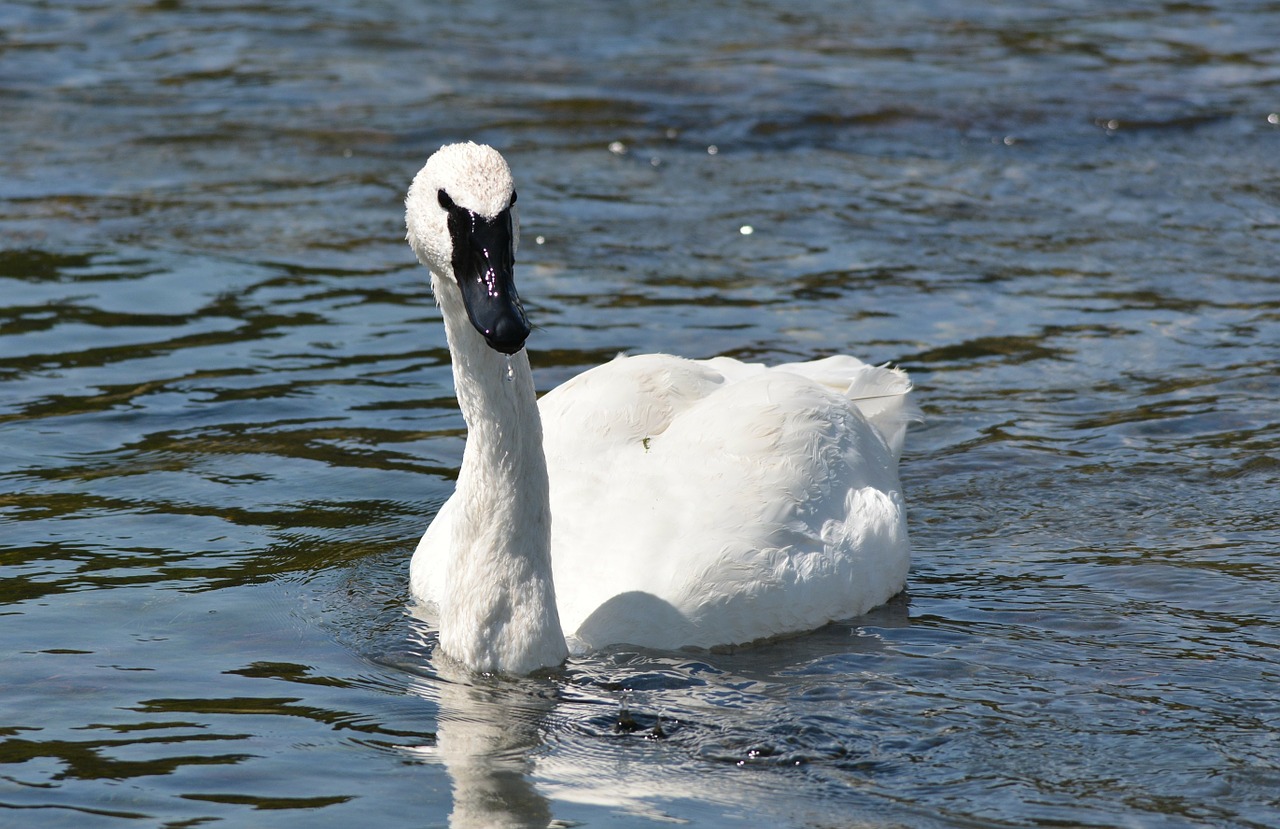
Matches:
[418,664,556,829]
[394,602,920,827]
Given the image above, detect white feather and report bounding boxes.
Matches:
[406,143,918,674]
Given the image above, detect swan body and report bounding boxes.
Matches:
[406,143,917,675]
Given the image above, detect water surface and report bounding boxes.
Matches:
[2,1,1279,827]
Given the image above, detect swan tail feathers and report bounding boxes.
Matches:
[784,356,919,459]
[842,363,920,461]
[706,354,920,459]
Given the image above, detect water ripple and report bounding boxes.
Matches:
[3,0,1280,826]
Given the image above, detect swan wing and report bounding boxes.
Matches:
[540,355,912,650]
[538,353,726,451]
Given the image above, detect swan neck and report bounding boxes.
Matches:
[435,273,567,674]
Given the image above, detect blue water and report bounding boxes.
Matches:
[2,1,1279,826]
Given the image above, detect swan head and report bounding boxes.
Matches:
[405,142,529,355]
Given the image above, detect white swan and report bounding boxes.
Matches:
[405,142,917,675]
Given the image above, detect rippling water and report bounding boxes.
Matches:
[3,1,1279,826]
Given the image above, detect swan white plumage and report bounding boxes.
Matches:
[405,142,917,675]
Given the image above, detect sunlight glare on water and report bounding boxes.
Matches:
[1,0,1278,827]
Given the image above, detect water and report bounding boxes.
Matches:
[2,0,1279,826]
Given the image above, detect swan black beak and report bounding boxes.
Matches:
[440,189,530,355]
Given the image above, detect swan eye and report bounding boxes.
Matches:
[438,189,458,212]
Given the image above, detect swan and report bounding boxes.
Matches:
[405,142,917,675]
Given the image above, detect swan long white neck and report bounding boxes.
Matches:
[432,272,568,674]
